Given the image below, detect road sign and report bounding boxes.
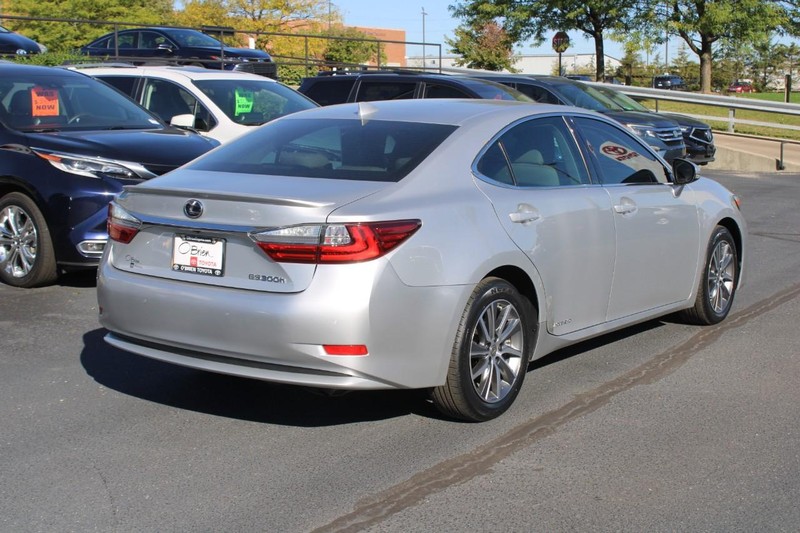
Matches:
[552,31,570,53]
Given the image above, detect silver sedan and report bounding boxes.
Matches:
[97,100,746,422]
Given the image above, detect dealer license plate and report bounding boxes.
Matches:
[171,234,225,276]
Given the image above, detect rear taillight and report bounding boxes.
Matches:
[107,203,141,244]
[250,220,421,264]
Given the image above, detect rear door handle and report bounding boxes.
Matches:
[509,204,540,224]
[613,197,637,216]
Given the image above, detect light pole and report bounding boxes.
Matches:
[422,7,427,70]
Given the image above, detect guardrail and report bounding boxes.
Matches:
[602,84,800,133]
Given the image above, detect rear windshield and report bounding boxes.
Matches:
[188,117,457,182]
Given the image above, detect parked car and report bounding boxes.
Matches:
[0,63,218,288]
[564,74,592,81]
[589,82,715,165]
[80,27,277,79]
[97,99,745,422]
[728,81,756,94]
[0,24,46,56]
[653,74,686,90]
[472,74,688,163]
[76,64,318,143]
[297,71,532,106]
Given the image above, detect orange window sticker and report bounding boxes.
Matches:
[31,86,59,117]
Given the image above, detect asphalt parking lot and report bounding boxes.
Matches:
[1,169,799,532]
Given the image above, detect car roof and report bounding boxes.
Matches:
[283,98,598,127]
[0,62,87,78]
[68,64,277,83]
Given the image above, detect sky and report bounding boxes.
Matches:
[331,0,632,59]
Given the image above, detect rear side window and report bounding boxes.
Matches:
[97,76,138,98]
[356,81,416,102]
[189,118,457,182]
[301,78,355,106]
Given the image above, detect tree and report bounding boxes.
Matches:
[3,0,173,52]
[446,21,518,71]
[322,26,385,68]
[449,0,638,80]
[637,0,790,93]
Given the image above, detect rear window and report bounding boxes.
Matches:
[188,118,457,182]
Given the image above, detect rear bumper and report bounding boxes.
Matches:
[97,253,468,390]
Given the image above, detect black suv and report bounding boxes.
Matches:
[473,74,689,163]
[81,27,277,79]
[653,75,686,90]
[298,71,531,106]
[0,63,218,287]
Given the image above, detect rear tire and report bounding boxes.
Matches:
[0,193,58,288]
[432,278,535,422]
[681,225,738,325]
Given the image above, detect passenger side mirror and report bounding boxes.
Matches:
[170,113,196,129]
[671,158,697,185]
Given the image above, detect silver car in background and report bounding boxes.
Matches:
[97,100,746,422]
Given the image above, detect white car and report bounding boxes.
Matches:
[77,64,318,143]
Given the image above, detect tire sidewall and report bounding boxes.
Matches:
[453,279,535,421]
[701,226,737,324]
[0,192,56,288]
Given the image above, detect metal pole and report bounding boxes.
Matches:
[421,7,427,70]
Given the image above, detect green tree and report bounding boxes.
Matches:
[449,0,638,80]
[637,0,790,93]
[446,21,518,71]
[3,0,172,52]
[321,26,385,68]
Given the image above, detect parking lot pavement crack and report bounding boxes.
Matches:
[311,282,800,533]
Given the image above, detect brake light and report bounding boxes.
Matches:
[250,220,421,264]
[107,203,141,244]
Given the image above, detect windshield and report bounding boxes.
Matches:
[594,86,650,112]
[165,29,224,48]
[551,82,624,112]
[0,71,163,132]
[193,79,317,125]
[189,118,457,182]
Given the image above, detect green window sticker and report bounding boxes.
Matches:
[234,89,254,116]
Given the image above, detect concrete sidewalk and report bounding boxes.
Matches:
[705,133,800,172]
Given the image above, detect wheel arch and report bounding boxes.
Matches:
[485,264,542,319]
[717,216,744,280]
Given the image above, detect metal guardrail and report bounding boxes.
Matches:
[599,83,800,133]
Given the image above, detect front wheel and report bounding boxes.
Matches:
[681,225,738,325]
[432,278,536,422]
[0,192,58,288]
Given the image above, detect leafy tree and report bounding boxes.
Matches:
[3,0,172,52]
[321,26,385,68]
[636,0,790,93]
[449,0,638,80]
[446,21,518,71]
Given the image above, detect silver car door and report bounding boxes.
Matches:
[572,116,701,321]
[472,115,616,336]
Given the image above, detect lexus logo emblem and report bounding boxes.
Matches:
[184,199,204,219]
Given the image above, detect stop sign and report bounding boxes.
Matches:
[552,31,570,53]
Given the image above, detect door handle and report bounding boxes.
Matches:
[509,205,540,224]
[613,197,637,216]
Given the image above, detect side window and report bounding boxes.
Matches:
[138,31,163,49]
[572,117,669,185]
[141,79,214,130]
[423,84,470,98]
[357,81,416,101]
[476,142,513,185]
[303,80,354,106]
[516,84,561,104]
[110,33,135,50]
[97,76,137,98]
[476,116,589,187]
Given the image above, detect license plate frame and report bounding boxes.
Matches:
[171,234,225,277]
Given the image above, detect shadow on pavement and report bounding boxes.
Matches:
[80,328,436,427]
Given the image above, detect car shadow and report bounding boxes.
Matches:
[81,320,668,427]
[58,269,98,288]
[80,328,435,427]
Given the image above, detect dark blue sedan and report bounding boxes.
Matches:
[0,63,218,287]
